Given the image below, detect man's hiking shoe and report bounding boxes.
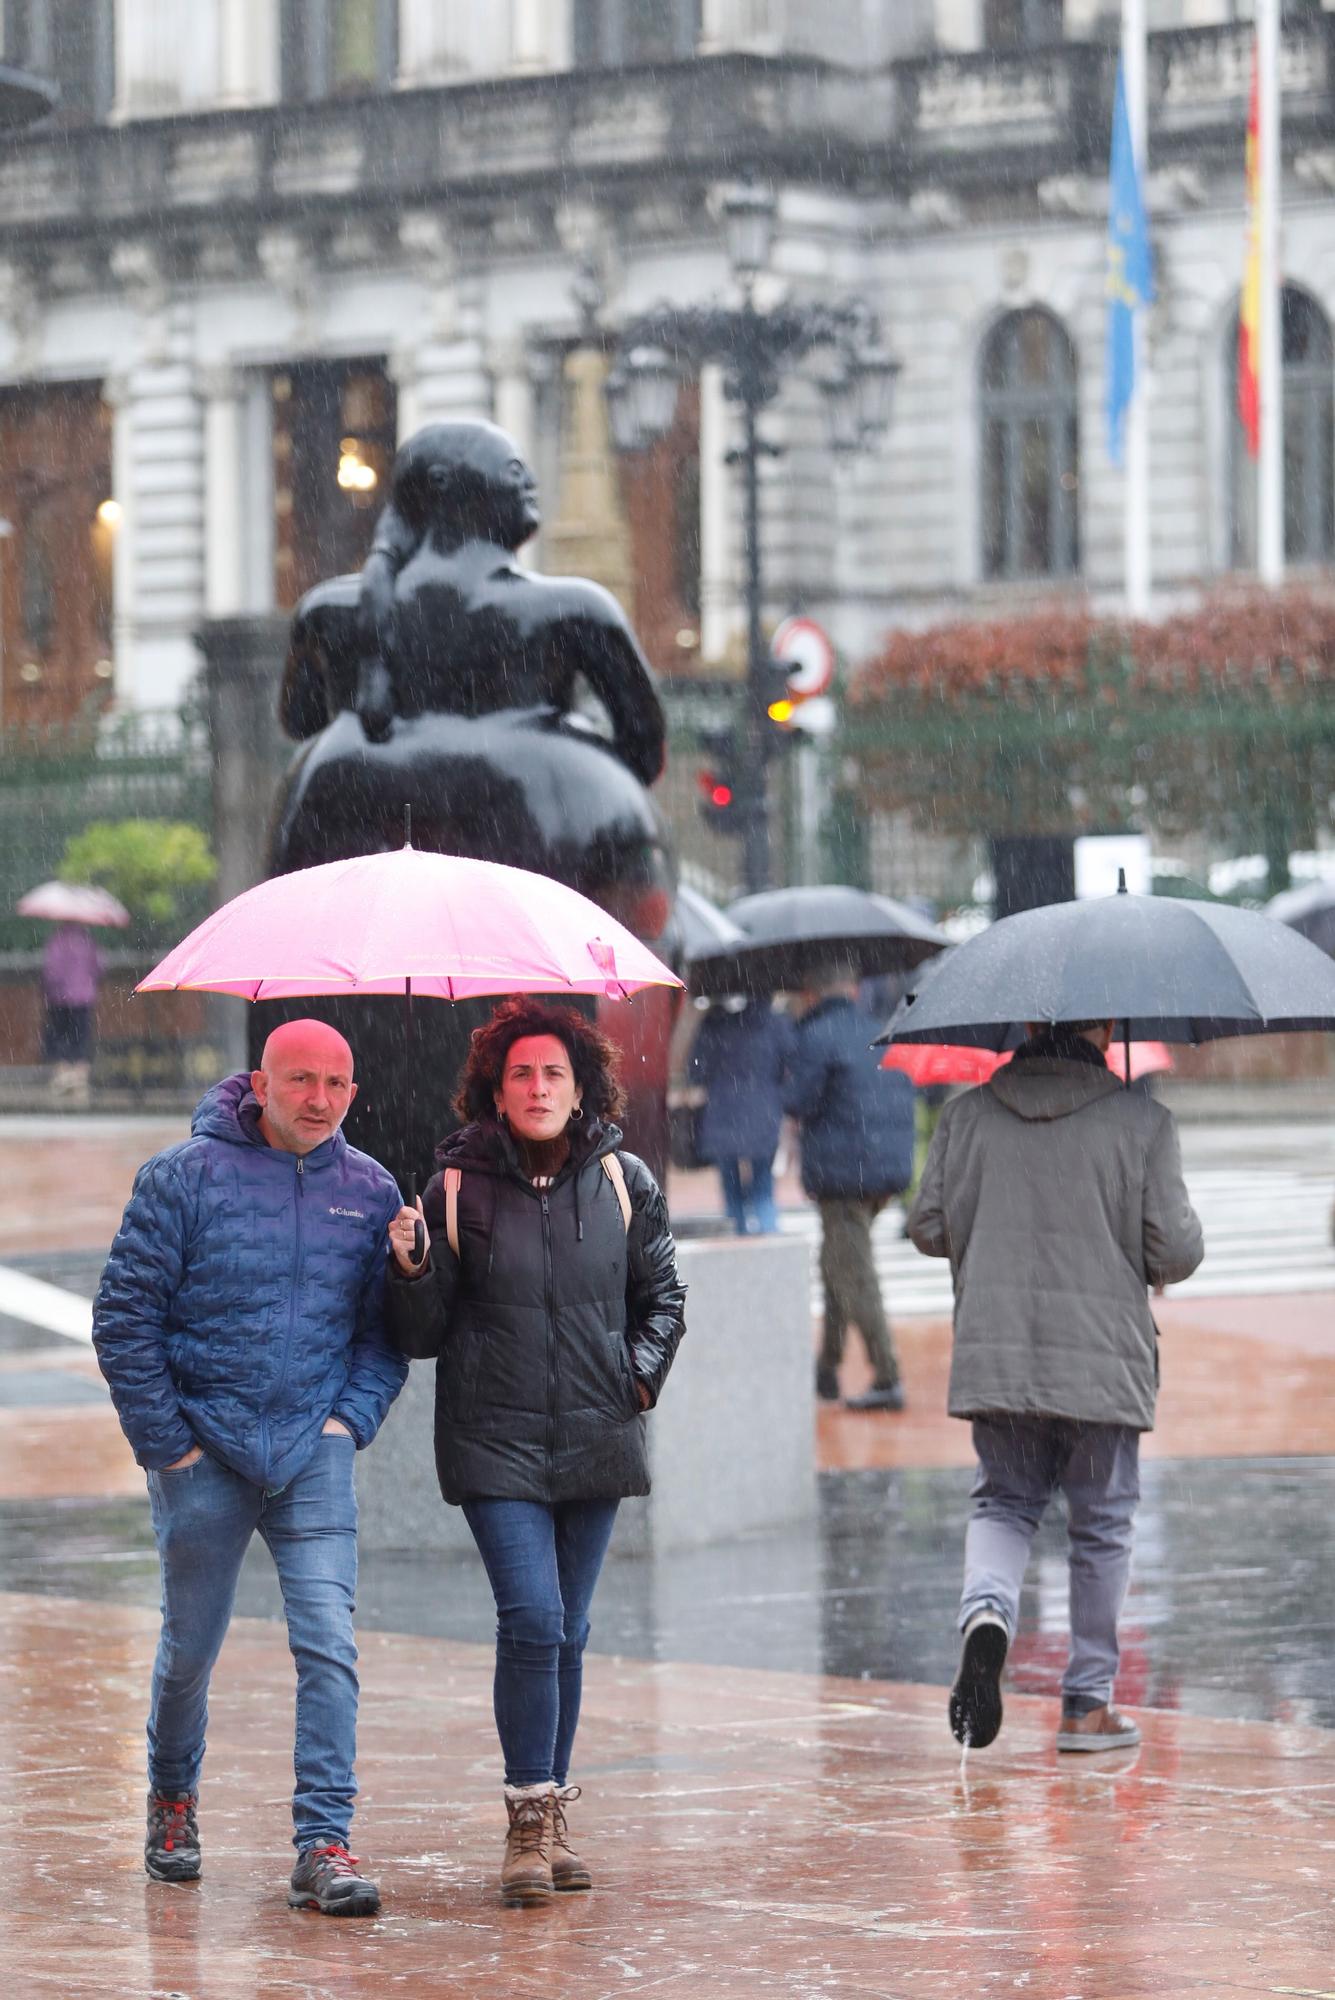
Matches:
[1056,1705,1142,1753]
[844,1382,905,1412]
[145,1792,201,1882]
[288,1844,381,1917]
[949,1611,1009,1749]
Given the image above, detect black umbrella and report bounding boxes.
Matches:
[689,883,948,998]
[1266,880,1335,958]
[675,883,748,961]
[876,879,1335,1057]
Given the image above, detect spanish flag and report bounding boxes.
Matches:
[1238,46,1262,459]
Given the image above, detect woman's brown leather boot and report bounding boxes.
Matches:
[551,1784,592,1891]
[501,1785,554,1906]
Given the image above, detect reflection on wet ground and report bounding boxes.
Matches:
[6,1454,1334,1731]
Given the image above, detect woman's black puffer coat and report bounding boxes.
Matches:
[385,1117,686,1506]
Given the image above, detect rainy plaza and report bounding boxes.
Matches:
[5,4,1335,1998]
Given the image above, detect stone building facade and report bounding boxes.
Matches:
[0,0,1333,742]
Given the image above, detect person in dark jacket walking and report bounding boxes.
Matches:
[909,1020,1204,1755]
[785,968,916,1411]
[93,1021,407,1915]
[687,995,794,1234]
[385,997,686,1908]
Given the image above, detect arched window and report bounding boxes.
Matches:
[1229,284,1334,568]
[980,308,1080,581]
[573,0,701,66]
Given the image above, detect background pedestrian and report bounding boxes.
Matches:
[786,965,916,1411]
[41,920,101,1103]
[687,993,794,1235]
[909,1018,1204,1754]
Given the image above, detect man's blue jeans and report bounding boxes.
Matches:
[718,1155,779,1235]
[461,1497,619,1787]
[145,1435,360,1851]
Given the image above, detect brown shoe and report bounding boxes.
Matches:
[501,1787,554,1906]
[1055,1705,1142,1753]
[551,1784,592,1892]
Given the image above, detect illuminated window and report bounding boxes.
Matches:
[272,361,397,609]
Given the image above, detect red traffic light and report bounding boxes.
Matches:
[710,782,733,807]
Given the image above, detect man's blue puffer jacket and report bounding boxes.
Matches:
[93,1072,408,1488]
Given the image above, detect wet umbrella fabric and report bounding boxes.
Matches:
[1266,880,1335,958]
[689,883,948,998]
[876,889,1335,1050]
[18,881,130,928]
[138,846,681,1003]
[675,883,748,961]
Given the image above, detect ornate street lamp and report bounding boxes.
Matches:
[606,180,898,891]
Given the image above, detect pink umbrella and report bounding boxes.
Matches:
[881,1040,1174,1086]
[138,846,680,1004]
[138,843,683,1250]
[18,881,130,928]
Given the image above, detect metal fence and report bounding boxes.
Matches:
[0,706,213,954]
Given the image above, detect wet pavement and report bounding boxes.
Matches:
[3,1112,1335,1990]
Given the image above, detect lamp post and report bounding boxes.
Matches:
[606,180,897,892]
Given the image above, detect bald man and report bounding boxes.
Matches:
[94,1022,407,1915]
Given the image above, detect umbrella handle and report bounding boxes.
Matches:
[408,1171,426,1266]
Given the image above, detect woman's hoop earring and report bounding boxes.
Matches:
[570,1105,584,1123]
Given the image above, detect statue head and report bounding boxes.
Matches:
[389,421,540,550]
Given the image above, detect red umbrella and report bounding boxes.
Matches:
[881,1040,1175,1086]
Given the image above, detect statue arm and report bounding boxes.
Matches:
[356,504,420,743]
[572,593,667,788]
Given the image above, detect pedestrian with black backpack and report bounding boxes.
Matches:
[384,998,686,1907]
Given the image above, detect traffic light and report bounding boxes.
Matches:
[763,655,801,744]
[696,726,742,835]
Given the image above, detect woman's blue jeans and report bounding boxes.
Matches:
[145,1436,360,1851]
[461,1497,619,1787]
[718,1155,779,1235]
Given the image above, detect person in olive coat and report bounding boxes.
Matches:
[385,998,685,1908]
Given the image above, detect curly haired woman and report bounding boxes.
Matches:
[385,997,686,1906]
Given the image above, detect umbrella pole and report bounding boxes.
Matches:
[405,975,425,1263]
[1123,1018,1131,1091]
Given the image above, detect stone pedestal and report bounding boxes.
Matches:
[355,1234,814,1558]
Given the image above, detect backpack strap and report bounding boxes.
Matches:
[443,1167,462,1258]
[601,1152,632,1232]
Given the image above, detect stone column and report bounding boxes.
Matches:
[218,0,279,105]
[491,336,536,467]
[511,0,571,72]
[196,615,290,1069]
[115,0,222,117]
[394,214,492,434]
[107,246,207,711]
[698,363,737,664]
[397,0,476,82]
[544,347,634,611]
[201,367,247,619]
[698,0,780,54]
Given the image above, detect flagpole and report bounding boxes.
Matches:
[1123,0,1151,617]
[1257,0,1284,586]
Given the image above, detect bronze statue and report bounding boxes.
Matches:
[263,420,678,1184]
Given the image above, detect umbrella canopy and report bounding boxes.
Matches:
[676,883,748,961]
[880,1039,1174,1087]
[876,888,1335,1049]
[689,883,948,998]
[1266,879,1335,958]
[138,847,682,1003]
[18,881,131,929]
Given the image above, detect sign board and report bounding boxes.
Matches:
[1074,833,1153,900]
[771,615,836,698]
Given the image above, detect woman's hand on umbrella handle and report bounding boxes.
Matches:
[389,1200,428,1275]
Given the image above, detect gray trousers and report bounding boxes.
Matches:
[959,1415,1141,1714]
[817,1197,900,1388]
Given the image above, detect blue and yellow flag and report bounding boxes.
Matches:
[1106,59,1154,464]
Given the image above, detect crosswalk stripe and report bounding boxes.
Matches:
[782,1167,1335,1316]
